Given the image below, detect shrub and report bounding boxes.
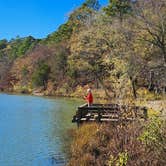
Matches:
[68,117,166,166]
[32,62,50,88]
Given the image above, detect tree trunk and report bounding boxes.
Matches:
[130,76,137,99]
[148,71,154,91]
[163,53,166,65]
[43,80,47,90]
[98,78,112,99]
[161,45,166,65]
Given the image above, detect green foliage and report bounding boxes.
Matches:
[67,65,78,79]
[117,152,128,166]
[32,62,50,87]
[83,0,101,11]
[44,22,73,44]
[49,45,68,82]
[21,66,29,77]
[109,152,128,166]
[66,60,79,88]
[44,0,99,45]
[138,116,166,164]
[0,36,39,60]
[68,0,98,30]
[103,0,132,20]
[139,116,165,148]
[17,36,37,55]
[43,1,100,45]
[0,39,8,49]
[10,36,38,58]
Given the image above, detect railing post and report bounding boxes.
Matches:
[76,108,82,126]
[97,110,101,122]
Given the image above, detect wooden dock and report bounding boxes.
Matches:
[72,103,148,125]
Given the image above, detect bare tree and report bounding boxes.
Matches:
[134,0,166,65]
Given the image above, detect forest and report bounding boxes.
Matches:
[0,0,165,99]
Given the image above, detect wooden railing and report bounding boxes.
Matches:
[72,103,148,126]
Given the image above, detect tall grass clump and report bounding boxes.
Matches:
[67,117,166,166]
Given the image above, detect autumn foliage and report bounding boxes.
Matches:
[0,0,165,97]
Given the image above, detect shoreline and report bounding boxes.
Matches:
[0,90,83,101]
[1,89,165,113]
[0,88,109,102]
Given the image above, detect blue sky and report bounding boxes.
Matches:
[0,0,108,40]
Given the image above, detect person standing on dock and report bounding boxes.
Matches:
[84,88,93,107]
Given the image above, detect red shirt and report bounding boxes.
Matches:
[86,92,93,104]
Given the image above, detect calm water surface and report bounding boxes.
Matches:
[0,93,82,166]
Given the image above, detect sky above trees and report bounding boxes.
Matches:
[0,0,108,40]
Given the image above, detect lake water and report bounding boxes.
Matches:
[0,93,82,166]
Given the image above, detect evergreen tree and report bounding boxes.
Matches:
[32,62,50,89]
[83,0,101,11]
[103,0,132,21]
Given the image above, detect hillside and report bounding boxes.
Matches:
[0,0,165,100]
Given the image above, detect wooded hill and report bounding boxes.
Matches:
[0,0,165,99]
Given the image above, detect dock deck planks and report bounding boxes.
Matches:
[72,103,148,125]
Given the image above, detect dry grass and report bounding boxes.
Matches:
[67,118,166,166]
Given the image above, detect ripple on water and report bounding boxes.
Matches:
[0,94,81,166]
